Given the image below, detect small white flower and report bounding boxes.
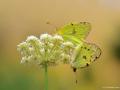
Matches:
[26,35,39,42]
[40,33,52,41]
[17,42,27,51]
[40,48,45,54]
[62,41,74,48]
[17,42,27,47]
[29,47,34,51]
[27,55,34,62]
[48,43,54,48]
[21,57,27,64]
[53,35,63,41]
[61,53,70,63]
[26,36,41,48]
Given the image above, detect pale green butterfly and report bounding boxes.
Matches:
[57,22,91,44]
[56,22,101,69]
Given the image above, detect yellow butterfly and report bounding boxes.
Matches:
[56,22,101,69]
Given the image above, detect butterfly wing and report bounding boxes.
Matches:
[71,42,101,69]
[57,22,91,44]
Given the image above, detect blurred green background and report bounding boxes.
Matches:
[0,0,120,90]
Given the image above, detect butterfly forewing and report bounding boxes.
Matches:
[57,22,91,43]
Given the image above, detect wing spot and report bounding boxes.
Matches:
[84,47,87,49]
[91,56,93,58]
[83,56,87,59]
[96,56,98,59]
[86,63,89,66]
[71,23,74,26]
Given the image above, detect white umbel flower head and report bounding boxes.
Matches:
[17,33,76,67]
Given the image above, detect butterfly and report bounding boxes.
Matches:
[56,22,101,69]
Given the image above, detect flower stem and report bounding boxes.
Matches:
[45,64,48,90]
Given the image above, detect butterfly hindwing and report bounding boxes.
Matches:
[71,42,101,68]
[57,22,91,44]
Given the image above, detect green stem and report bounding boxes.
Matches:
[45,64,48,90]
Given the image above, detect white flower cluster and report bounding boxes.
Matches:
[17,34,75,67]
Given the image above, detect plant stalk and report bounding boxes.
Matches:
[45,64,48,90]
